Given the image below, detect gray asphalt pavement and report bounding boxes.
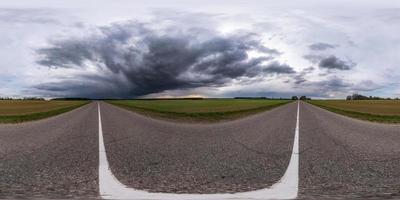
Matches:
[0,101,399,199]
[299,101,400,199]
[100,101,296,194]
[0,103,99,199]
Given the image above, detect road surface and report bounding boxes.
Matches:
[0,103,99,199]
[0,101,399,199]
[299,102,400,199]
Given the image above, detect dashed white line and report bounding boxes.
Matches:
[98,102,299,200]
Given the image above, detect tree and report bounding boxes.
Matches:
[291,96,298,100]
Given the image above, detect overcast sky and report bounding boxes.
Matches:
[1,0,399,99]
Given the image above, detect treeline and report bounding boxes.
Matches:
[291,96,311,100]
[234,97,292,100]
[0,97,45,100]
[346,93,399,100]
[0,97,91,101]
[51,98,91,100]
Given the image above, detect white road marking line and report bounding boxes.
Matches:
[98,102,300,200]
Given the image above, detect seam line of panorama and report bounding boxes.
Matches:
[97,101,300,200]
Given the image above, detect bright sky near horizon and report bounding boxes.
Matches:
[0,0,399,99]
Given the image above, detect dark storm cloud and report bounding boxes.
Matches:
[34,20,282,98]
[36,40,93,68]
[318,55,355,70]
[33,74,131,98]
[263,62,296,74]
[309,42,336,51]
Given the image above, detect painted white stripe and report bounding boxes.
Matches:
[98,102,300,200]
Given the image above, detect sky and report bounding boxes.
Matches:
[0,0,400,99]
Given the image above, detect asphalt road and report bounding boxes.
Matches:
[0,101,399,199]
[299,102,400,199]
[100,101,296,194]
[0,103,99,199]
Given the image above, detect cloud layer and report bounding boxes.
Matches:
[309,42,336,51]
[35,21,290,98]
[318,56,355,70]
[1,2,399,99]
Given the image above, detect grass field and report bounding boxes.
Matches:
[0,100,89,123]
[308,100,400,123]
[108,99,291,122]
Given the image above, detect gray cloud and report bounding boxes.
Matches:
[309,42,336,51]
[352,80,382,91]
[36,40,93,68]
[318,55,355,70]
[263,62,296,74]
[293,76,307,84]
[299,77,386,98]
[318,77,352,90]
[296,76,353,98]
[303,54,356,71]
[292,66,314,85]
[303,54,324,64]
[34,20,282,98]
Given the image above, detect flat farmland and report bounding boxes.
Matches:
[0,100,89,123]
[308,100,400,123]
[108,99,291,122]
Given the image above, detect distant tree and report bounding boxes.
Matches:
[291,96,298,100]
[51,97,91,101]
[234,97,266,99]
[23,97,45,101]
[347,93,394,100]
[299,96,311,100]
[351,93,368,100]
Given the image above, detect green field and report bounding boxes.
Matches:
[308,100,400,123]
[0,100,89,123]
[108,99,291,122]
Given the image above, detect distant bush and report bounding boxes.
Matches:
[0,97,45,100]
[234,97,267,99]
[23,97,45,100]
[51,97,91,101]
[299,96,311,100]
[347,93,392,100]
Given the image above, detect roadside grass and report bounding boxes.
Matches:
[308,100,400,123]
[0,100,90,123]
[107,99,292,122]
